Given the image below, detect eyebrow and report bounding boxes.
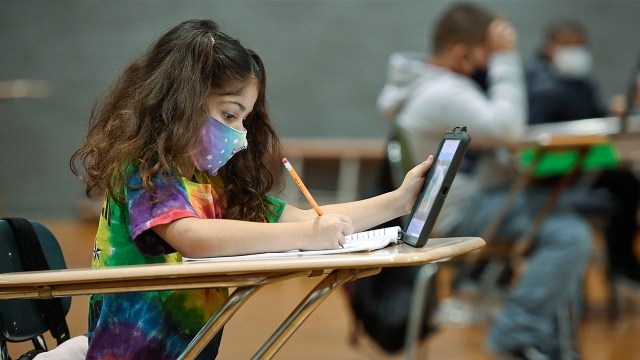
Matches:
[227,100,246,112]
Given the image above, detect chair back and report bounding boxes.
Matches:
[0,219,71,349]
[386,125,415,188]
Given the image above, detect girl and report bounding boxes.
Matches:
[70,19,433,360]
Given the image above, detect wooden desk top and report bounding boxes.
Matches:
[524,115,640,139]
[0,237,484,294]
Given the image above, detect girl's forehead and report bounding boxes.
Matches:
[207,79,259,110]
[212,78,258,96]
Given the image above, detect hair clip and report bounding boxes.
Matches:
[209,34,215,46]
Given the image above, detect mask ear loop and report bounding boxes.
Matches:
[209,34,215,46]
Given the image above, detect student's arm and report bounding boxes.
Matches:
[154,156,432,258]
[153,213,354,258]
[280,156,434,232]
[410,20,526,146]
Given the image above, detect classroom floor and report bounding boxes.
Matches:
[5,219,640,359]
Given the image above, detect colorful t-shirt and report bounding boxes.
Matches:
[86,169,285,360]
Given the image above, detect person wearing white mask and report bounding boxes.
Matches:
[377,5,595,358]
[527,22,640,289]
[527,21,606,124]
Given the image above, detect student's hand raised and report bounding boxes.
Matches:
[301,214,354,250]
[395,155,434,215]
[487,18,517,53]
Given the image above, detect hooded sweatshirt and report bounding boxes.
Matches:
[376,51,527,235]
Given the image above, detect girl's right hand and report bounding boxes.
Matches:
[301,214,354,250]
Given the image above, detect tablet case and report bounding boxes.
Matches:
[402,126,471,247]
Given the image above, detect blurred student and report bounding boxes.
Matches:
[527,21,605,124]
[527,21,640,284]
[377,3,592,358]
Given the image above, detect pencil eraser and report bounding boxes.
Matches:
[282,158,293,170]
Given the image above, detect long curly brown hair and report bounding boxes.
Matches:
[70,19,283,222]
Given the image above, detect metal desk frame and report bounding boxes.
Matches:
[0,237,484,360]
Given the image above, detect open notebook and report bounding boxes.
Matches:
[183,226,401,262]
[183,127,470,263]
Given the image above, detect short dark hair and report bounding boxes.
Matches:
[432,3,495,54]
[544,20,585,42]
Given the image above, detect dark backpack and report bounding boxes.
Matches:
[347,130,440,354]
[0,218,71,360]
[345,263,440,354]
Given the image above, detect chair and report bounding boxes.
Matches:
[0,219,71,360]
[439,136,612,360]
[387,125,440,360]
[395,130,608,359]
[343,125,438,359]
[386,124,415,209]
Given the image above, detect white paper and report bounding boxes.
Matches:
[183,226,402,262]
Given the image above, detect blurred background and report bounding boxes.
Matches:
[1,0,639,217]
[1,1,640,359]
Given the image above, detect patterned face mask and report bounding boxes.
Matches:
[193,116,248,175]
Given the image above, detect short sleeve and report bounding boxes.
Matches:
[266,196,286,223]
[127,172,198,246]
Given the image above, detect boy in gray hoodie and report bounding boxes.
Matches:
[377,3,591,359]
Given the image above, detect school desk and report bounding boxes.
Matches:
[477,115,640,264]
[0,236,485,360]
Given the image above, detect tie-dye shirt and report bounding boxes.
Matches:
[86,168,285,360]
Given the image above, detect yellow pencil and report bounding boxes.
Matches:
[282,157,324,216]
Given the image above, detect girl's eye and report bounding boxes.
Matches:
[223,112,235,120]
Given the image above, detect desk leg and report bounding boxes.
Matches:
[404,264,438,360]
[512,147,591,258]
[251,268,380,360]
[178,285,263,360]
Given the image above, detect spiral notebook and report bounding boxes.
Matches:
[182,226,401,262]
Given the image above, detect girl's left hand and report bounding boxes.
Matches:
[395,155,434,214]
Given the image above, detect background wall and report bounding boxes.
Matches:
[1,0,639,217]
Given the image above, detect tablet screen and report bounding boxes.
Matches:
[405,139,460,238]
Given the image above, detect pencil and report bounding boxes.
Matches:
[282,157,324,216]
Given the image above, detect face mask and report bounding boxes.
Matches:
[552,46,592,79]
[193,116,248,175]
[470,68,489,92]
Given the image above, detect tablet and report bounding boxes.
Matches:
[401,126,471,247]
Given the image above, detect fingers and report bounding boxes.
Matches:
[422,154,435,168]
[336,215,353,246]
[410,155,434,177]
[488,18,517,52]
[336,213,353,225]
[338,237,346,247]
[337,220,353,247]
[340,221,354,236]
[316,214,353,248]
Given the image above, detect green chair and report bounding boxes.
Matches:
[386,125,415,227]
[387,125,439,360]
